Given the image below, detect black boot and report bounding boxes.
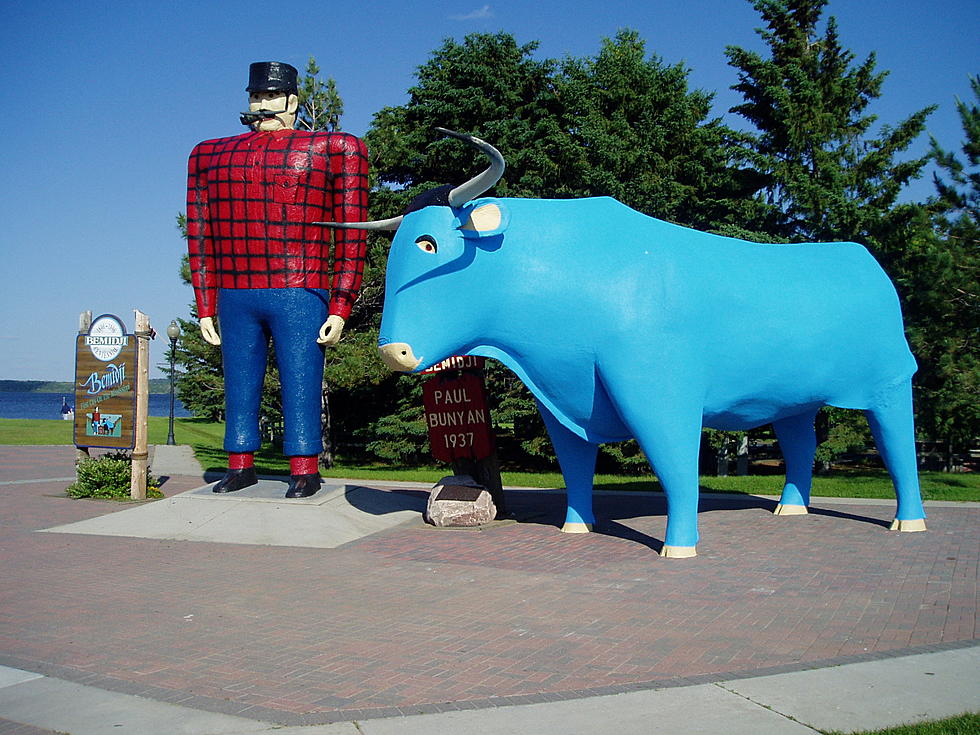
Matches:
[213,466,258,493]
[285,473,322,498]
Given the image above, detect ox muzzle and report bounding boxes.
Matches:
[379,342,422,372]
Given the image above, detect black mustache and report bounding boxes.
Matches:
[240,109,286,125]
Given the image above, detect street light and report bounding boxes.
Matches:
[166,320,181,445]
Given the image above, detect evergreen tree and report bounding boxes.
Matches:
[368,33,561,202]
[726,0,937,466]
[931,75,980,219]
[901,75,980,466]
[168,215,226,422]
[557,29,769,235]
[297,55,344,132]
[169,219,282,429]
[364,31,768,470]
[363,33,564,467]
[726,0,935,244]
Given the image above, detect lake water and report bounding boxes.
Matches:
[0,391,192,420]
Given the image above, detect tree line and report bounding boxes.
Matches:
[170,0,979,473]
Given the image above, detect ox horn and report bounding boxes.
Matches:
[313,127,505,230]
[312,214,403,231]
[438,127,506,207]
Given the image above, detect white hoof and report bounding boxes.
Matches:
[660,545,697,558]
[561,522,593,534]
[890,518,926,532]
[774,503,808,516]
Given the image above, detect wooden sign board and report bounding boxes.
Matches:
[422,360,495,463]
[74,314,137,449]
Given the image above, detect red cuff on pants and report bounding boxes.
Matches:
[228,452,254,470]
[290,455,319,475]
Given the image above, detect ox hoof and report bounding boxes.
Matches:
[774,503,808,516]
[890,518,927,532]
[660,545,697,558]
[561,522,593,534]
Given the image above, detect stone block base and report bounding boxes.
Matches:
[426,475,497,527]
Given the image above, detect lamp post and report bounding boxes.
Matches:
[166,320,181,445]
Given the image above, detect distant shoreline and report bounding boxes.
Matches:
[0,379,172,394]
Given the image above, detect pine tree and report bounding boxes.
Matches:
[297,56,344,132]
[902,75,980,466]
[364,31,768,470]
[363,33,563,466]
[726,0,935,244]
[725,0,937,467]
[558,29,768,235]
[368,33,560,201]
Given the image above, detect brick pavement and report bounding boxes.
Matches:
[0,446,976,726]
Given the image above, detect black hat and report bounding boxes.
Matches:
[246,61,298,95]
[403,184,454,215]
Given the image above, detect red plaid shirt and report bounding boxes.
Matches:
[186,129,368,320]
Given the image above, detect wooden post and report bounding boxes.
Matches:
[75,311,92,471]
[130,310,151,499]
[452,454,505,514]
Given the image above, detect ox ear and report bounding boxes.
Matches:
[457,200,510,239]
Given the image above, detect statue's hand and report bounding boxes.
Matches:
[317,315,345,346]
[200,317,221,346]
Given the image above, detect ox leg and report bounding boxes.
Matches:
[596,365,702,556]
[537,401,598,533]
[609,399,701,556]
[865,381,926,532]
[641,430,702,558]
[772,410,818,516]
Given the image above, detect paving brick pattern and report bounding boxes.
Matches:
[0,446,976,725]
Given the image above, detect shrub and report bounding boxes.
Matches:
[67,451,162,500]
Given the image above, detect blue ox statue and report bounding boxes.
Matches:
[321,129,927,558]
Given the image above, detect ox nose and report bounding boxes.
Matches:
[379,342,422,372]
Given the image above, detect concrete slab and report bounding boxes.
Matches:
[219,729,359,735]
[220,728,360,734]
[722,647,980,732]
[149,444,206,477]
[0,675,279,735]
[0,664,43,689]
[354,683,817,735]
[39,480,428,548]
[185,479,348,504]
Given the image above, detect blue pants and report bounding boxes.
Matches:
[218,288,328,457]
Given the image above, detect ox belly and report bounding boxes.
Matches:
[470,345,631,443]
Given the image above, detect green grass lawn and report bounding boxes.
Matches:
[823,712,980,735]
[0,417,224,448]
[3,417,978,501]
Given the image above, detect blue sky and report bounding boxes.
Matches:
[1,0,976,381]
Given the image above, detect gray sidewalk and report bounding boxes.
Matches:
[1,646,977,734]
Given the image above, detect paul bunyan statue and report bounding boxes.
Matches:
[186,61,368,498]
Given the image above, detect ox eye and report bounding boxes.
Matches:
[415,236,437,254]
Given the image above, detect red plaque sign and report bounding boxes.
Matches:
[422,360,494,462]
[420,355,486,375]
